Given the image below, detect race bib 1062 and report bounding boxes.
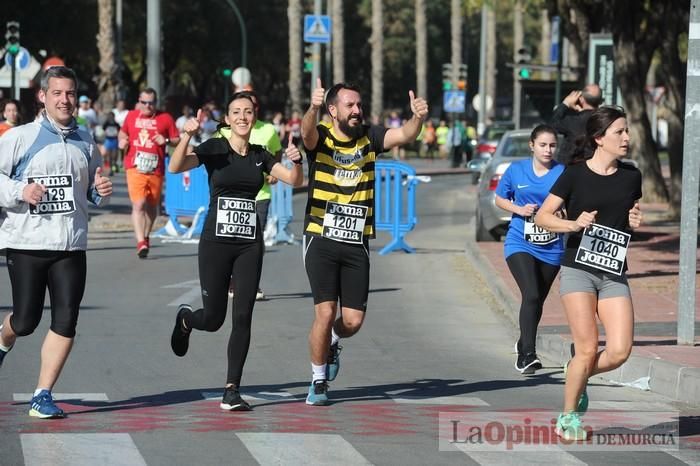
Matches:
[575,223,630,275]
[216,197,256,239]
[135,151,159,173]
[28,174,75,215]
[322,201,367,244]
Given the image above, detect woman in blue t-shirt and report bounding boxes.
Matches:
[494,124,564,375]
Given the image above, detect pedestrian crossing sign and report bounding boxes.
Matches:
[304,15,331,44]
[443,90,466,113]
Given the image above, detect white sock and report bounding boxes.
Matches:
[311,363,327,382]
[34,388,50,397]
[331,328,340,346]
[0,325,12,352]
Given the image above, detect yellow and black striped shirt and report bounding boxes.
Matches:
[304,122,387,240]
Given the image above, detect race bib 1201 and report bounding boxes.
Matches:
[215,197,256,239]
[575,223,630,275]
[322,201,367,244]
[523,218,558,245]
[28,174,75,215]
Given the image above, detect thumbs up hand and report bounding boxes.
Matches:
[94,166,113,197]
[408,90,428,120]
[311,78,325,110]
[285,138,303,165]
[183,109,203,137]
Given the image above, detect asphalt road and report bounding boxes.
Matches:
[0,174,697,466]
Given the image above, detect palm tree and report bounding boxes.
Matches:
[370,0,383,119]
[96,0,119,111]
[288,0,303,112]
[331,0,345,83]
[415,0,427,100]
[450,0,462,90]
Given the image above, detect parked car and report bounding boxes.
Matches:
[475,122,515,159]
[475,128,532,242]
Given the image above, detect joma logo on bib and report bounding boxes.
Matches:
[332,149,363,165]
[575,223,631,275]
[322,201,367,244]
[28,174,75,215]
[216,196,256,239]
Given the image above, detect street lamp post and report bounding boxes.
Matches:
[222,0,247,68]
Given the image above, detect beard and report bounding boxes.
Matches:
[338,115,364,139]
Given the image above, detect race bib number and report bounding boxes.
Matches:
[575,223,630,276]
[28,174,75,215]
[322,201,367,244]
[523,218,558,245]
[216,197,256,239]
[135,151,159,173]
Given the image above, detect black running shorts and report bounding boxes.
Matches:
[303,234,369,311]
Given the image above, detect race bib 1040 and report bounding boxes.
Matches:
[216,197,256,239]
[28,174,75,215]
[322,201,367,244]
[575,223,630,275]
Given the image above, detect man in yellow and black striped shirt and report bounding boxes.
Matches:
[301,78,428,406]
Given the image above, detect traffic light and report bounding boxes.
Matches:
[516,48,531,80]
[304,45,313,73]
[222,68,232,78]
[5,21,20,56]
[442,63,452,90]
[457,63,467,90]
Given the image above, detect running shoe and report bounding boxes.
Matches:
[170,304,192,357]
[136,240,149,259]
[563,360,589,414]
[515,353,542,374]
[305,380,329,406]
[326,343,342,381]
[29,390,65,419]
[555,412,588,441]
[255,288,265,301]
[220,387,251,411]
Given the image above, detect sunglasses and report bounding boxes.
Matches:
[139,100,155,106]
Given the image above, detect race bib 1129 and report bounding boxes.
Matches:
[28,174,75,215]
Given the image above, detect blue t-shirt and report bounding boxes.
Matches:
[495,158,565,265]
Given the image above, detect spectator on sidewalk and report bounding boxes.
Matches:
[550,84,602,165]
[535,106,643,441]
[494,125,564,375]
[0,99,21,137]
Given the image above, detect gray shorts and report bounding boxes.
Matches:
[559,265,631,299]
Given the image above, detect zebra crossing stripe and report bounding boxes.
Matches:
[460,450,587,465]
[21,433,147,466]
[587,401,676,411]
[237,433,373,465]
[201,390,295,402]
[13,393,109,402]
[391,396,489,406]
[667,448,700,465]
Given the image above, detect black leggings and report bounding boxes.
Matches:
[184,238,263,386]
[6,249,87,338]
[506,252,559,355]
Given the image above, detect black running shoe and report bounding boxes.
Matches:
[516,353,542,375]
[171,304,192,357]
[220,387,251,411]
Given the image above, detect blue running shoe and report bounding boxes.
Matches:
[326,343,342,381]
[29,390,65,419]
[555,412,588,441]
[305,380,329,406]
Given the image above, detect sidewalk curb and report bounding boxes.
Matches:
[463,218,700,407]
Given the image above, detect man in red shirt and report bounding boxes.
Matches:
[118,88,180,258]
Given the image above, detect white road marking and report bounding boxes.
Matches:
[237,432,373,466]
[21,433,147,466]
[391,395,490,406]
[13,393,109,402]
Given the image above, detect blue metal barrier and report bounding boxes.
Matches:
[374,161,428,255]
[268,160,296,245]
[153,163,209,240]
